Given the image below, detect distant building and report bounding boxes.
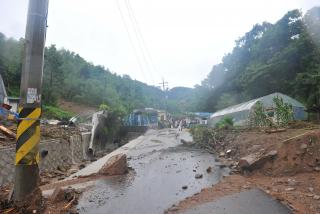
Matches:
[7,97,20,113]
[157,110,168,121]
[0,75,20,113]
[209,92,307,127]
[125,108,158,128]
[193,112,212,125]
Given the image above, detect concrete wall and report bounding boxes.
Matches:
[0,132,91,187]
[0,147,15,186]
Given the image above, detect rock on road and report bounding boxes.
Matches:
[76,129,229,214]
[73,129,291,214]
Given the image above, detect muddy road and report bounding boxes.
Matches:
[76,129,229,214]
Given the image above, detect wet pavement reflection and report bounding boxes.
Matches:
[77,129,229,214]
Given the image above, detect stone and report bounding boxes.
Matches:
[99,153,128,176]
[242,185,250,189]
[285,187,295,191]
[219,152,225,157]
[195,174,203,179]
[300,143,308,150]
[287,179,298,186]
[69,169,78,174]
[182,185,188,190]
[314,195,320,200]
[64,187,75,201]
[50,187,65,203]
[79,164,86,170]
[308,187,314,192]
[238,151,277,171]
[206,166,212,173]
[314,167,320,172]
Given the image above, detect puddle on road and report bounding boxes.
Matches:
[77,146,229,214]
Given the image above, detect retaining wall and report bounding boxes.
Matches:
[0,132,91,186]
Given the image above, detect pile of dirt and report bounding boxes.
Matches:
[0,124,82,150]
[41,124,81,140]
[262,131,320,176]
[44,187,81,214]
[0,186,81,214]
[192,127,320,177]
[0,187,44,214]
[179,127,320,214]
[287,120,319,129]
[58,99,97,115]
[223,129,308,160]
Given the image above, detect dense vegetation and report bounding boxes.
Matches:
[0,33,188,114]
[195,7,320,112]
[1,7,319,116]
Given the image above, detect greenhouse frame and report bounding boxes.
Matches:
[208,92,307,127]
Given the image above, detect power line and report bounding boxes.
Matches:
[124,0,155,85]
[125,0,162,83]
[126,0,162,76]
[115,0,149,83]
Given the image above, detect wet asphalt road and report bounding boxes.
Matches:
[183,188,292,214]
[77,129,230,214]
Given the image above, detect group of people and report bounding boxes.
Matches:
[173,119,186,132]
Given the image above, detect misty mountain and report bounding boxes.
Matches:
[197,7,320,112]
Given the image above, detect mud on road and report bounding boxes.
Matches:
[168,126,320,214]
[76,129,230,214]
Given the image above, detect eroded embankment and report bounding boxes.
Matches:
[167,126,320,214]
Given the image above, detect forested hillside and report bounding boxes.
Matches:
[0,33,185,114]
[1,7,319,116]
[196,7,320,112]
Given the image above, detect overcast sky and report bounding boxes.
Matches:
[0,0,319,88]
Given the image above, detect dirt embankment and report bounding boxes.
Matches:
[58,99,97,115]
[169,125,320,214]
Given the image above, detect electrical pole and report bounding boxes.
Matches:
[14,0,49,203]
[159,78,168,91]
[159,78,169,113]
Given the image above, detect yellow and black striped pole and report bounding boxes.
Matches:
[16,107,41,165]
[14,0,49,203]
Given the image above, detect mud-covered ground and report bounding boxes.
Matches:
[168,124,320,214]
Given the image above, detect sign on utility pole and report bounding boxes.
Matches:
[14,0,49,202]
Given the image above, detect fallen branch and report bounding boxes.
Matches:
[2,208,15,214]
[63,195,75,210]
[0,125,16,139]
[281,131,312,144]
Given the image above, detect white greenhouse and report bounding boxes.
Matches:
[208,92,307,127]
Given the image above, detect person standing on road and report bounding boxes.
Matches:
[178,120,183,132]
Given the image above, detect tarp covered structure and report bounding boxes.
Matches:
[124,108,158,127]
[209,92,307,127]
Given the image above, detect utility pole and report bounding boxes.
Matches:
[159,78,168,91]
[159,78,169,113]
[14,0,49,202]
